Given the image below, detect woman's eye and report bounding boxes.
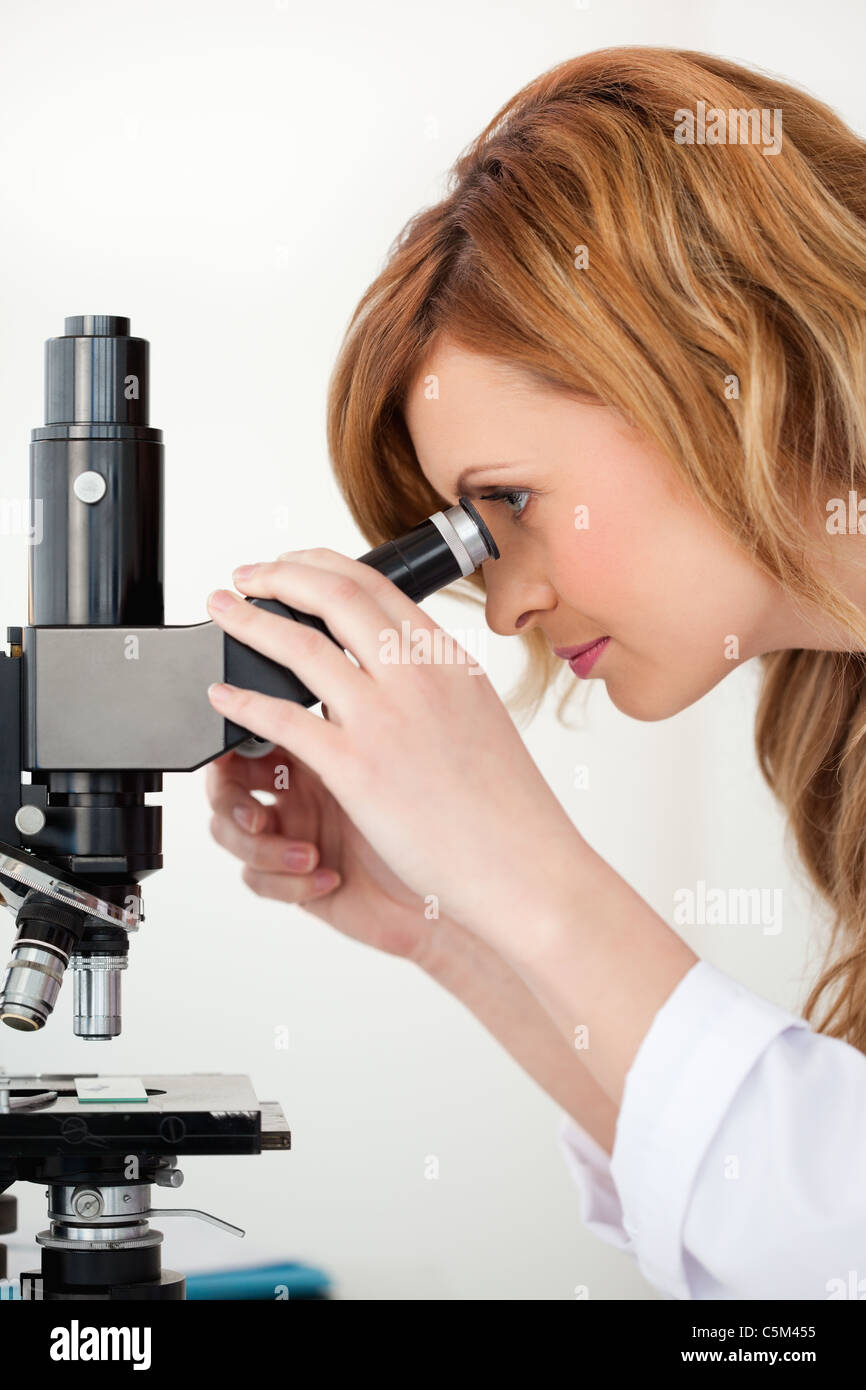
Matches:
[479,487,532,518]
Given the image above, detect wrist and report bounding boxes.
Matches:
[409,919,453,979]
[411,914,508,999]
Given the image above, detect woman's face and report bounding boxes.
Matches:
[403,339,800,721]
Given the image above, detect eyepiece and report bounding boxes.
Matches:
[457,497,499,561]
[228,491,500,715]
[353,494,499,603]
[430,498,498,573]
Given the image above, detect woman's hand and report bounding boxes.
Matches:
[205,548,700,1110]
[206,741,462,967]
[205,548,584,960]
[205,741,621,1155]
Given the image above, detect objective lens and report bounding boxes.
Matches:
[0,942,67,1030]
[0,892,89,1031]
[71,953,126,1040]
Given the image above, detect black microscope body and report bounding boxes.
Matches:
[0,316,498,1298]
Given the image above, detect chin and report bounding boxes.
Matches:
[603,673,715,722]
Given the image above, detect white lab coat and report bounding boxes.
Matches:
[558,959,866,1299]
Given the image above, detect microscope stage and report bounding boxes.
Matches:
[0,1074,290,1157]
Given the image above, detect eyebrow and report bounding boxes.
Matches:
[452,464,524,499]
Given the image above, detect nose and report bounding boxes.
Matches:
[481,524,558,638]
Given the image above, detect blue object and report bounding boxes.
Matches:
[0,1261,331,1300]
[185,1261,332,1300]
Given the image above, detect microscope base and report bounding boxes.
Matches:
[0,1072,290,1302]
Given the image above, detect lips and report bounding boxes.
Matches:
[554,639,610,660]
[554,637,611,679]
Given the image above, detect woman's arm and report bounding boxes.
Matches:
[416,923,620,1154]
[500,839,699,1108]
[206,746,620,1152]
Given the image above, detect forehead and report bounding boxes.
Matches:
[405,341,534,413]
[403,343,553,462]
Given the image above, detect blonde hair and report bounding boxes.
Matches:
[326,46,866,1050]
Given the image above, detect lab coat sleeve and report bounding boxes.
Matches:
[557,1109,637,1255]
[559,957,866,1299]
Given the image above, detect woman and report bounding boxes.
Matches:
[203,47,866,1299]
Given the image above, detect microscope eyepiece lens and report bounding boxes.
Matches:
[353,493,499,605]
[457,496,499,560]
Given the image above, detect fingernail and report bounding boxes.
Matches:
[208,682,238,703]
[233,564,257,581]
[313,869,339,892]
[233,805,260,832]
[208,589,238,611]
[284,846,314,870]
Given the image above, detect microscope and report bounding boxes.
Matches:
[0,315,499,1299]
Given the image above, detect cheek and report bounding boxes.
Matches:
[548,499,758,670]
[546,426,683,618]
[545,495,672,628]
[547,527,624,620]
[630,504,766,661]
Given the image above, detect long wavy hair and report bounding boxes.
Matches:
[325,46,866,1050]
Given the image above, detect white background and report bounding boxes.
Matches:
[0,0,862,1300]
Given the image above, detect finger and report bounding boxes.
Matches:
[242,863,341,905]
[226,559,394,676]
[209,809,319,873]
[207,777,280,836]
[205,752,278,818]
[273,546,430,626]
[206,587,369,717]
[233,554,441,672]
[205,752,255,810]
[207,744,324,812]
[206,747,321,842]
[206,681,343,783]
